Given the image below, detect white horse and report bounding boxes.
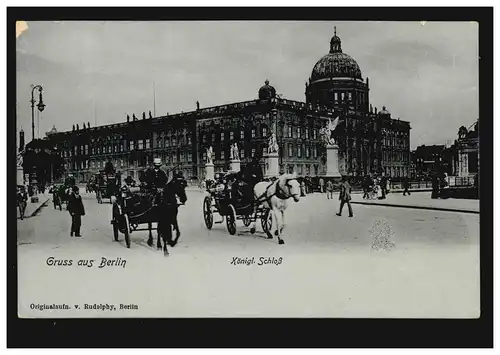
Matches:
[251,173,301,245]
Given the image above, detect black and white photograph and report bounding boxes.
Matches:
[13,17,484,322]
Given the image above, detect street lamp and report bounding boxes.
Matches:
[29,84,46,202]
[30,84,46,141]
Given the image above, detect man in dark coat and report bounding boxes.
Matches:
[431,172,440,199]
[145,158,168,191]
[67,185,85,237]
[234,153,263,204]
[336,176,354,218]
[64,174,76,188]
[243,152,264,186]
[403,177,411,196]
[379,175,387,200]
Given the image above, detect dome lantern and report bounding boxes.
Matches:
[330,26,342,54]
[379,106,391,116]
[258,79,277,100]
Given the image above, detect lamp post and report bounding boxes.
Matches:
[29,85,46,202]
[278,118,285,173]
[30,85,46,141]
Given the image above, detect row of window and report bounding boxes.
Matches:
[61,136,194,157]
[383,151,410,163]
[383,137,409,148]
[287,144,318,159]
[285,126,318,140]
[201,126,321,143]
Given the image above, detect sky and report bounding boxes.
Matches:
[16,21,478,149]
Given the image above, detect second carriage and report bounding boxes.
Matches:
[202,172,273,237]
[95,171,121,204]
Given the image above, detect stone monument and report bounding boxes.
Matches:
[321,116,342,178]
[266,132,280,177]
[205,146,215,181]
[230,142,241,173]
[16,151,24,186]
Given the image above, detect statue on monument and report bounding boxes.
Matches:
[230,142,239,160]
[206,146,214,164]
[268,132,279,154]
[320,116,340,146]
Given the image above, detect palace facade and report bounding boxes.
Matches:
[43,28,411,183]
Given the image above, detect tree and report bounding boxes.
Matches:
[22,139,65,185]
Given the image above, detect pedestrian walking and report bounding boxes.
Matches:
[431,173,439,199]
[362,175,372,199]
[403,177,411,196]
[319,177,325,193]
[336,176,354,218]
[300,180,306,197]
[67,185,85,237]
[326,179,334,199]
[17,185,28,220]
[379,175,387,200]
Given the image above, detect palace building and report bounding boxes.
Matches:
[44,28,411,183]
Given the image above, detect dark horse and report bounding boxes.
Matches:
[146,176,187,256]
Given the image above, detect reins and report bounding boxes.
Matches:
[255,177,297,204]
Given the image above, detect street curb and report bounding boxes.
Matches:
[29,196,51,217]
[186,188,477,214]
[350,201,479,214]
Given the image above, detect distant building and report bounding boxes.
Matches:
[43,27,411,182]
[411,119,479,179]
[413,144,447,178]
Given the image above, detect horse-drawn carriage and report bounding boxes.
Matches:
[202,171,273,237]
[51,175,77,210]
[110,168,187,254]
[96,171,121,204]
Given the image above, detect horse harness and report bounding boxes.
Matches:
[255,177,297,205]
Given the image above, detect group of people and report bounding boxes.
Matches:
[361,175,393,200]
[209,153,265,206]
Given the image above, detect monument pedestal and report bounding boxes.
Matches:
[17,166,24,186]
[265,152,280,178]
[230,159,241,173]
[205,163,214,181]
[324,144,342,179]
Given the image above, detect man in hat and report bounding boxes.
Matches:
[336,176,354,218]
[65,173,76,188]
[67,185,85,237]
[244,151,264,186]
[235,151,264,205]
[145,158,168,191]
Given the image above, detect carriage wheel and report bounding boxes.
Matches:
[242,215,252,227]
[203,196,214,229]
[261,209,273,239]
[123,214,131,248]
[226,204,237,235]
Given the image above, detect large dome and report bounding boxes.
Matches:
[310,29,362,82]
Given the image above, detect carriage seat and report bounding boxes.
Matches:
[123,191,159,214]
